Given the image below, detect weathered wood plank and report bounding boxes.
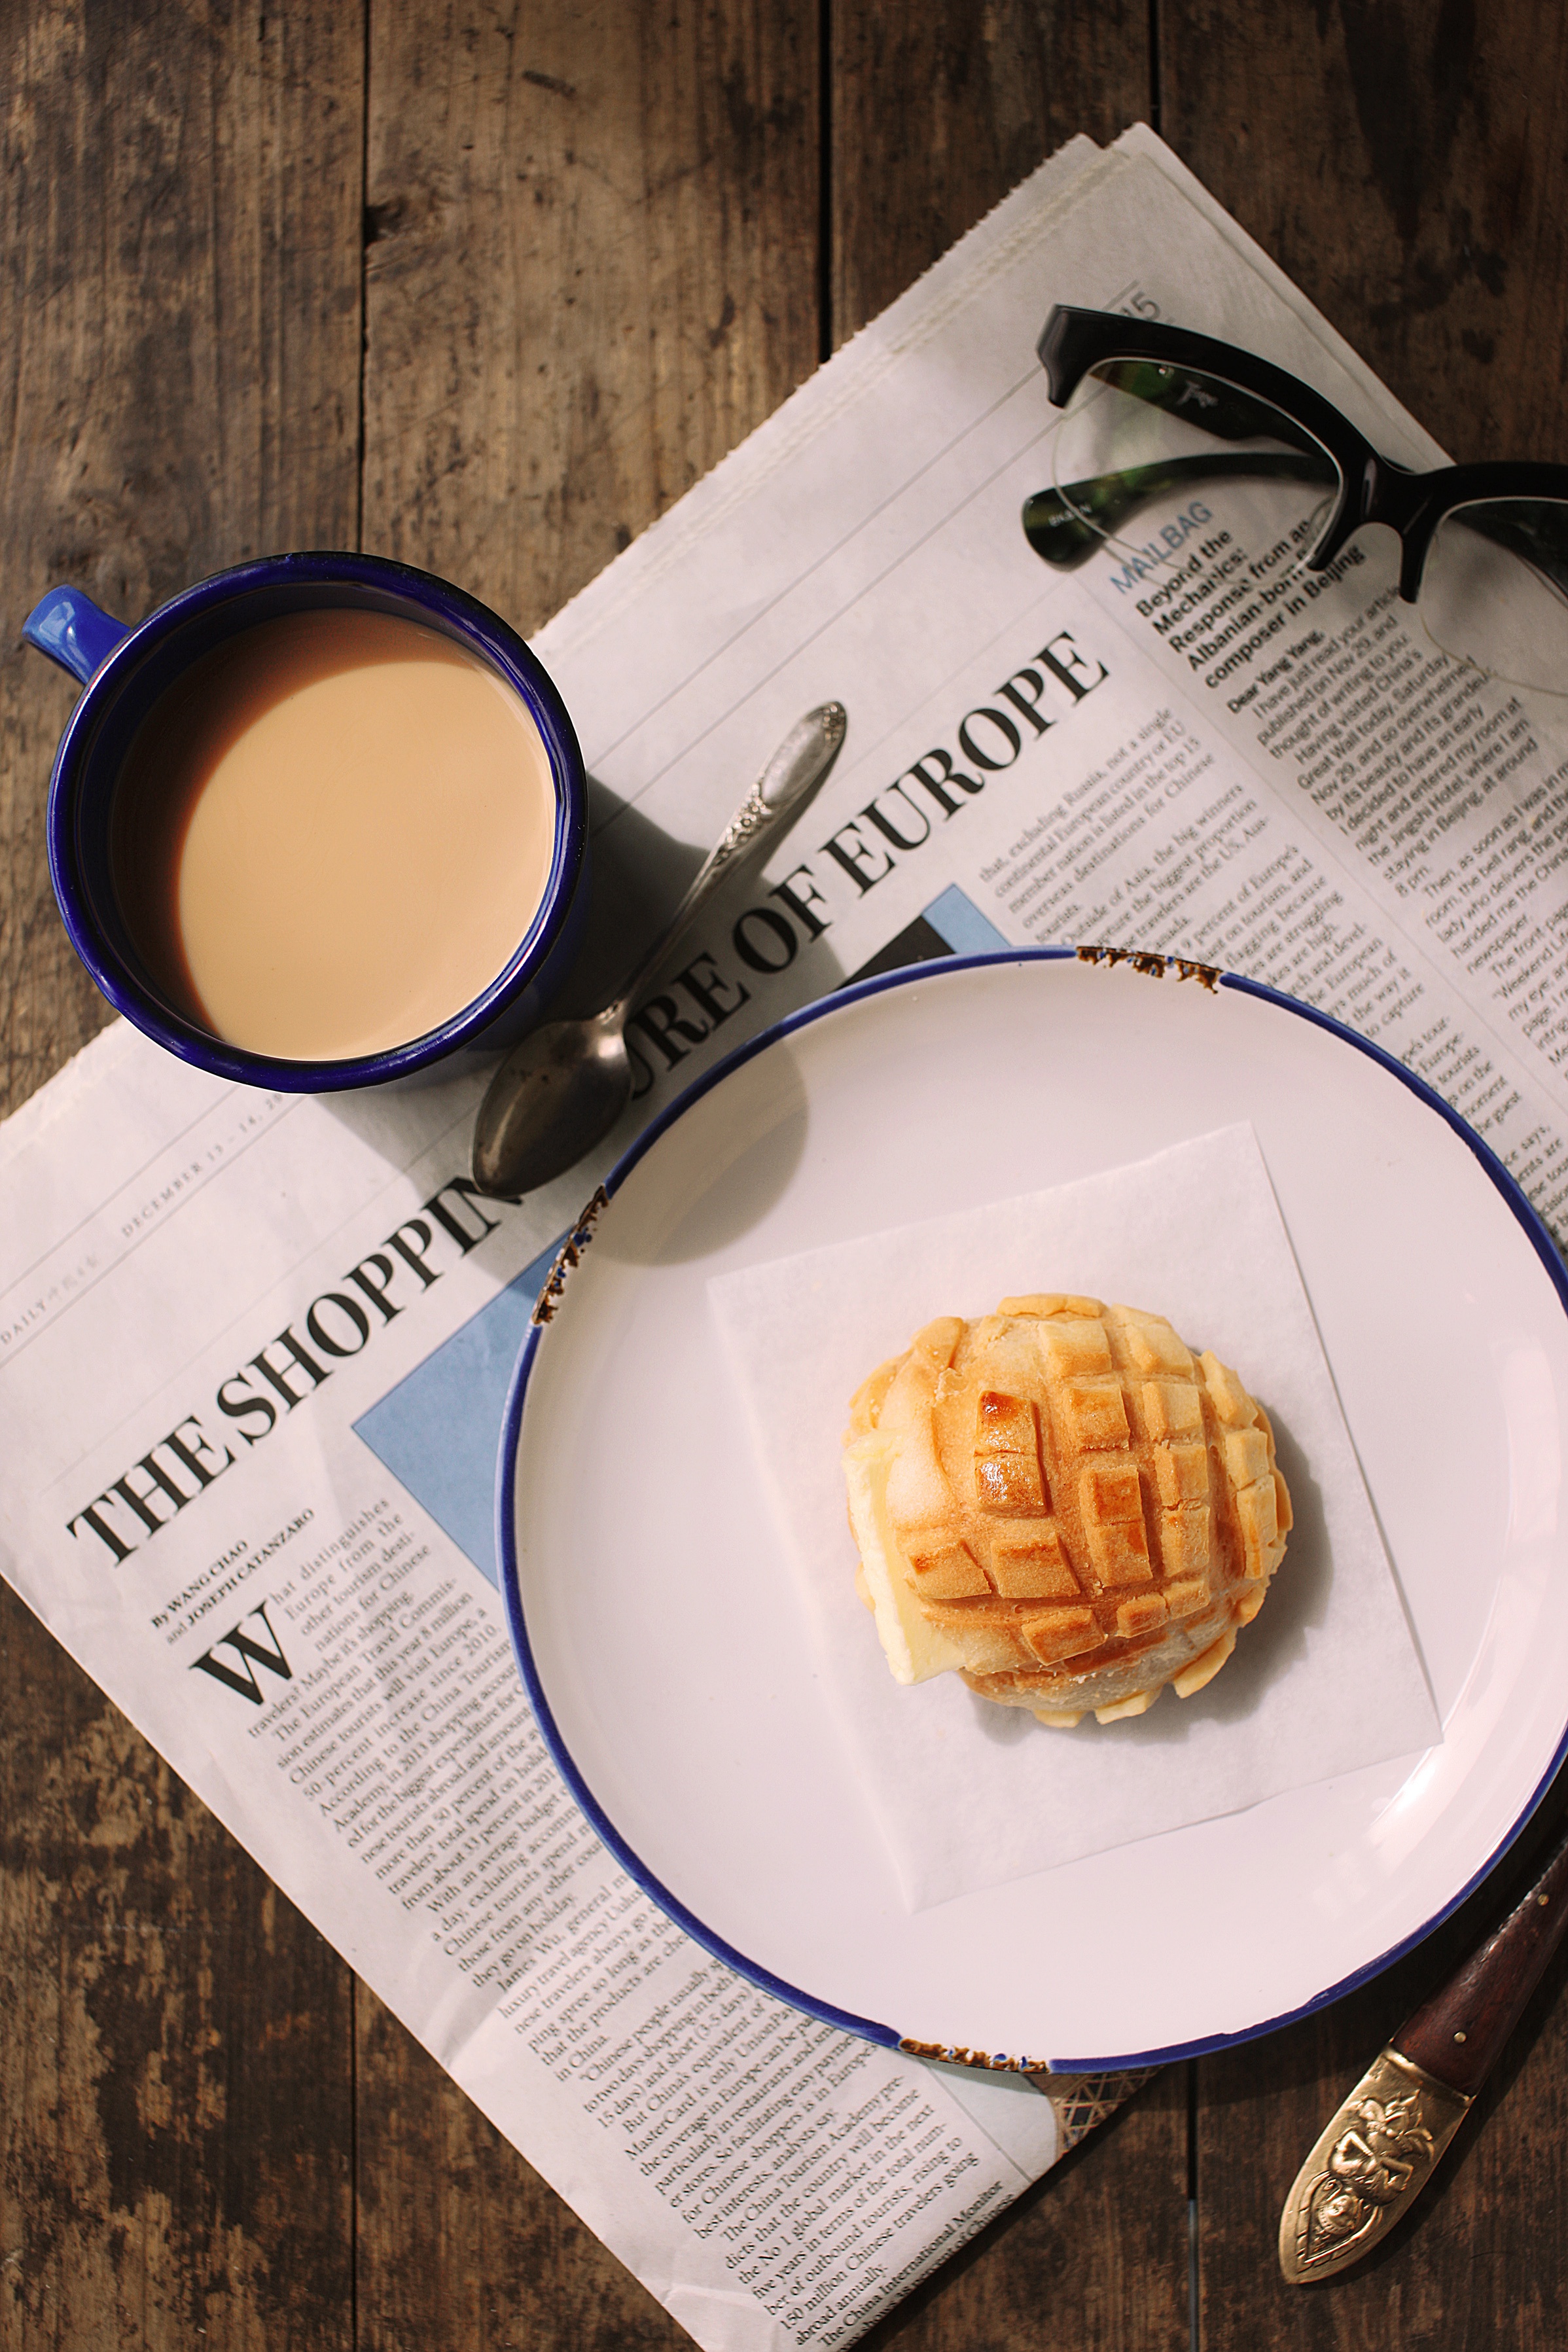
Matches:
[0,0,366,1118]
[0,1573,356,2352]
[829,0,1154,344]
[864,2071,1190,2352]
[361,0,823,637]
[1159,0,1568,465]
[354,3,821,2331]
[0,5,365,2344]
[353,1994,690,2351]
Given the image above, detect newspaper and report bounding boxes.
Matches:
[4,124,1567,2351]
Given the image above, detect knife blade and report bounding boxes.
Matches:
[1279,1806,1568,2283]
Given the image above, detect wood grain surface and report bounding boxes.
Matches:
[2,3,1566,2346]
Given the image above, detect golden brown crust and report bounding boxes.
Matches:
[842,1294,1290,1722]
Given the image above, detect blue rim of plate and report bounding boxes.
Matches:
[495,946,1568,2072]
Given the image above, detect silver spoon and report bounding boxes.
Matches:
[471,701,847,1196]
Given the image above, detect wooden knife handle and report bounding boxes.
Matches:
[1395,1815,1568,2097]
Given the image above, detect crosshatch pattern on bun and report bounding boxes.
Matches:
[842,1293,1291,1726]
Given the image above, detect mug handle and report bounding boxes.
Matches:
[23,586,131,685]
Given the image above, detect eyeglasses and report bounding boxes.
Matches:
[1023,306,1568,696]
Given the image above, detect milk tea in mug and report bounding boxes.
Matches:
[110,608,559,1063]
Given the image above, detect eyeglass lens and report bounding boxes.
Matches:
[1028,359,1341,575]
[1026,357,1568,696]
[1421,500,1568,693]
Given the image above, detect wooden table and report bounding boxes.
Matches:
[4,5,1567,2343]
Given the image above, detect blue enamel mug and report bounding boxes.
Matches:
[24,552,588,1091]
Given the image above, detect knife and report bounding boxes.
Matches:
[1278,1808,1568,2283]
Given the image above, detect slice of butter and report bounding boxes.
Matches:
[842,1431,971,1683]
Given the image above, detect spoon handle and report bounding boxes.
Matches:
[605,702,847,1022]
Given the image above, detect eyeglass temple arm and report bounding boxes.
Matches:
[1026,455,1568,609]
[1024,451,1336,567]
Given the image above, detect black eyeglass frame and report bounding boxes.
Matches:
[1037,305,1568,605]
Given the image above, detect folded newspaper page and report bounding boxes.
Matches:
[5,126,1566,2351]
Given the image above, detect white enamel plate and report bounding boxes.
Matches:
[499,952,1568,2068]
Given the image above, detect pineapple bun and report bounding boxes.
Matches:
[842,1292,1291,1726]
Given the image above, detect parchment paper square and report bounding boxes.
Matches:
[709,1124,1440,1910]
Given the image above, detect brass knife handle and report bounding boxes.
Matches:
[1278,2047,1470,2283]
